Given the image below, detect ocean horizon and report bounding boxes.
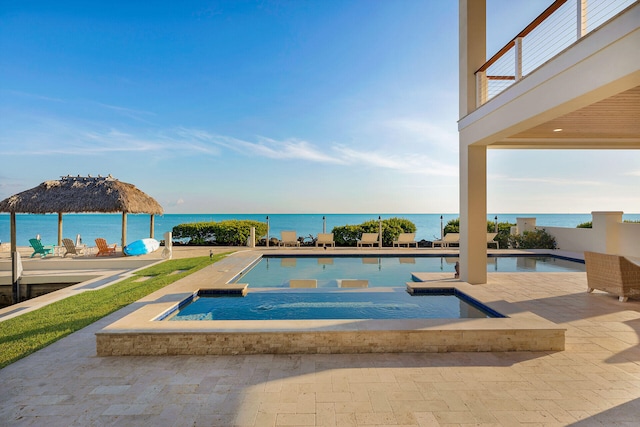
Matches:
[2,212,639,247]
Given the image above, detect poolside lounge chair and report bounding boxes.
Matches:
[316,233,335,248]
[278,231,300,247]
[357,233,379,248]
[393,233,418,248]
[62,238,85,257]
[340,279,368,288]
[585,251,640,302]
[95,238,117,256]
[432,233,460,248]
[29,238,54,258]
[290,279,317,288]
[487,232,499,249]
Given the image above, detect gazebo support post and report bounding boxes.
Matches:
[10,212,16,254]
[57,212,63,246]
[150,214,155,239]
[10,212,20,304]
[122,213,127,249]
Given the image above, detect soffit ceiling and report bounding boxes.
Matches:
[490,85,640,149]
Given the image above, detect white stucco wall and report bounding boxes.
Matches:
[541,212,640,258]
[618,222,640,257]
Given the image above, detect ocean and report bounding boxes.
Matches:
[1,213,639,247]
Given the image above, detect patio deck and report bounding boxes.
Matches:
[1,247,639,426]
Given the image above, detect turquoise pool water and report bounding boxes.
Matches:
[168,289,499,321]
[232,255,584,288]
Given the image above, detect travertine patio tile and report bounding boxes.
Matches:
[276,413,315,426]
[101,403,150,416]
[296,392,316,413]
[355,411,397,425]
[316,391,353,403]
[254,411,277,427]
[361,391,391,412]
[334,401,374,413]
[433,410,477,424]
[335,412,358,426]
[259,401,297,414]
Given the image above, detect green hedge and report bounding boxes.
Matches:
[172,220,267,245]
[332,217,416,247]
[509,228,557,249]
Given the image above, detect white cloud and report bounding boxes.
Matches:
[496,176,604,186]
[0,118,458,177]
[334,145,458,177]
[382,118,458,150]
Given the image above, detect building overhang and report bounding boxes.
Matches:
[459,3,640,150]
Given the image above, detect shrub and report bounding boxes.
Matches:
[332,217,416,247]
[443,218,459,234]
[576,221,592,228]
[509,228,557,249]
[332,224,362,246]
[172,220,267,246]
[443,218,514,249]
[494,221,515,249]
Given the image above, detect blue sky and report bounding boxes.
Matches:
[1,1,638,214]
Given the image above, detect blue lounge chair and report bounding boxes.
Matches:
[29,238,55,258]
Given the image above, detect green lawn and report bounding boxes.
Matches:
[0,252,231,369]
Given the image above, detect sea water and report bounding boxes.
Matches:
[1,213,639,247]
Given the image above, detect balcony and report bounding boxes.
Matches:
[476,0,637,107]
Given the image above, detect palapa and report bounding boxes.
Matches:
[0,174,163,252]
[0,175,163,214]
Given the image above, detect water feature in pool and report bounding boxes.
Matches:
[232,255,585,288]
[168,288,502,321]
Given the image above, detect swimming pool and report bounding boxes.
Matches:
[96,251,567,355]
[232,255,585,288]
[167,288,503,321]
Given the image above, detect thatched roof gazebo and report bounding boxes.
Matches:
[0,175,164,252]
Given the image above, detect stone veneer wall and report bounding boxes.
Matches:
[96,329,565,356]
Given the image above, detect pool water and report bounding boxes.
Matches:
[169,289,498,321]
[232,255,585,288]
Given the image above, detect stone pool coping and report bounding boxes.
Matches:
[96,250,566,355]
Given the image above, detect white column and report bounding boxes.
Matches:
[459,0,488,284]
[460,0,486,116]
[460,145,487,284]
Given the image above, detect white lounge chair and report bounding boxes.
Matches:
[393,233,418,248]
[487,232,499,249]
[339,279,369,288]
[316,233,335,248]
[357,233,379,248]
[278,231,300,247]
[432,233,460,248]
[290,279,317,288]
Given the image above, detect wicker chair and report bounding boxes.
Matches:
[584,251,640,302]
